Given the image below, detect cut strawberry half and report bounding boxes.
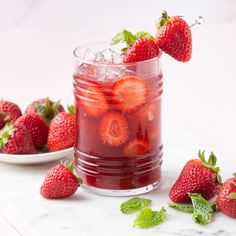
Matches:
[112,76,147,113]
[78,82,108,117]
[124,138,150,158]
[99,112,129,147]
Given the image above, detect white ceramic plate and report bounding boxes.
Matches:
[0,147,74,165]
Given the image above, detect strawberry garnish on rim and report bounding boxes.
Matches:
[155,11,192,62]
[99,111,129,147]
[112,76,148,113]
[111,29,160,63]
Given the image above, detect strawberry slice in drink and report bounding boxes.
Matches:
[77,81,108,117]
[99,111,129,147]
[112,76,148,113]
[124,138,150,158]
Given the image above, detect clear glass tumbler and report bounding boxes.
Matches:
[73,43,163,196]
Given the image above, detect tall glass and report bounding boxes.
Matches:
[73,43,163,196]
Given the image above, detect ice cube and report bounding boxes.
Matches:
[101,48,122,64]
[83,48,104,62]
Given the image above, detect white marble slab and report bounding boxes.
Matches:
[0,121,235,236]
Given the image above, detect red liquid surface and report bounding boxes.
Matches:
[73,62,163,190]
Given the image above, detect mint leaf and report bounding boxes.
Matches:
[168,203,194,213]
[133,207,166,228]
[229,192,236,199]
[111,32,124,45]
[135,31,154,40]
[120,197,152,214]
[188,193,215,225]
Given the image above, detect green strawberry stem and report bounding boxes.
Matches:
[198,150,222,184]
[34,97,61,125]
[0,122,15,149]
[229,193,236,199]
[233,173,236,178]
[156,10,170,30]
[61,161,83,185]
[67,105,75,116]
[0,112,9,123]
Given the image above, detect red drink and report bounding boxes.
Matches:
[73,44,163,196]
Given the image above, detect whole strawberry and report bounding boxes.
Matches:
[16,113,48,149]
[0,122,36,154]
[155,11,192,62]
[112,30,160,63]
[217,174,236,218]
[40,161,82,199]
[47,106,75,151]
[0,113,8,129]
[0,100,22,122]
[169,150,221,203]
[25,97,65,125]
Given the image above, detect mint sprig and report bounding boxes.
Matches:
[133,207,166,228]
[111,29,154,54]
[120,197,152,214]
[188,193,215,225]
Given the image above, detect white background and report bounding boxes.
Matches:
[0,0,236,235]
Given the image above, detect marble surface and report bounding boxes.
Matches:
[0,121,235,236]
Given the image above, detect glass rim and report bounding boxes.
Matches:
[73,42,162,67]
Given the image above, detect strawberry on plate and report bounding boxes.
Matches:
[0,100,22,122]
[47,106,75,151]
[25,97,65,125]
[77,81,108,117]
[124,138,150,158]
[99,111,129,147]
[112,29,160,63]
[155,11,192,62]
[16,113,49,149]
[0,122,36,154]
[40,161,82,199]
[112,76,148,113]
[217,174,236,218]
[169,150,221,203]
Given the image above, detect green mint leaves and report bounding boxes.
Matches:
[111,29,154,54]
[169,193,216,225]
[188,193,215,225]
[198,150,222,184]
[133,207,166,228]
[168,203,194,213]
[120,197,152,214]
[120,197,165,229]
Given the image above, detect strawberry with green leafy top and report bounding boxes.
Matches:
[155,11,192,62]
[25,97,65,125]
[15,113,49,149]
[0,100,22,122]
[0,122,36,154]
[40,161,82,199]
[112,30,160,63]
[217,173,236,218]
[47,106,75,151]
[169,150,221,203]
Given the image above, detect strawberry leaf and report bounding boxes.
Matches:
[0,122,15,149]
[229,193,236,199]
[207,152,217,166]
[67,105,74,116]
[198,150,206,162]
[134,31,154,40]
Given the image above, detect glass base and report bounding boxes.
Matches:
[81,180,160,197]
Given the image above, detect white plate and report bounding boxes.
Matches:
[0,148,74,165]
